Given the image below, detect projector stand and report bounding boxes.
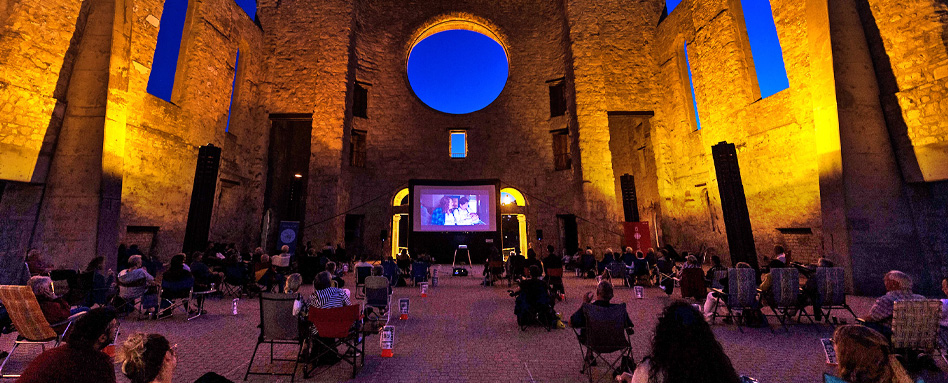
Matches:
[452,245,472,276]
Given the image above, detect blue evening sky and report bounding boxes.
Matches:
[450,131,466,157]
[407,30,509,114]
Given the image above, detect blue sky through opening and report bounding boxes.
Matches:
[666,0,683,14]
[450,132,466,158]
[740,0,789,98]
[225,50,239,132]
[684,42,701,131]
[407,30,508,115]
[146,0,188,101]
[234,0,255,20]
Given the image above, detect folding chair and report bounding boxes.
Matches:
[0,285,86,378]
[222,263,249,297]
[485,260,506,286]
[244,292,305,382]
[156,277,195,320]
[709,269,728,290]
[304,305,365,379]
[113,276,157,319]
[354,266,372,299]
[363,277,392,330]
[381,260,399,287]
[546,267,565,301]
[605,262,629,287]
[709,268,759,333]
[679,268,706,300]
[814,267,857,321]
[766,268,813,331]
[410,262,429,286]
[573,303,634,383]
[891,299,942,358]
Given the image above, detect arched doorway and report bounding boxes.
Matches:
[500,187,527,258]
[391,188,409,258]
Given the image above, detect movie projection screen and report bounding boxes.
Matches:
[412,184,497,232]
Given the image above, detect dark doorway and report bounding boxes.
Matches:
[263,114,312,253]
[183,145,221,253]
[501,215,520,254]
[397,215,408,249]
[711,141,758,269]
[619,174,639,222]
[344,214,365,260]
[558,214,578,255]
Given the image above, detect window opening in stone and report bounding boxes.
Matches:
[234,0,255,20]
[146,0,189,102]
[225,50,239,132]
[354,82,368,118]
[684,42,702,131]
[551,129,571,170]
[739,0,789,99]
[666,0,683,14]
[450,130,467,158]
[350,129,366,167]
[407,29,508,114]
[549,79,566,117]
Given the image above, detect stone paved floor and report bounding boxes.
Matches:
[0,266,888,382]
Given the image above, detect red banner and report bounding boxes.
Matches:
[623,222,652,252]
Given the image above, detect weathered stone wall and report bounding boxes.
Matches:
[650,0,824,266]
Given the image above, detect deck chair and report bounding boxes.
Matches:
[573,303,634,383]
[410,262,429,286]
[156,277,195,320]
[814,267,857,321]
[891,299,942,356]
[767,268,813,331]
[363,276,392,329]
[304,305,365,379]
[605,262,630,287]
[0,285,85,378]
[222,263,249,297]
[244,292,304,382]
[354,266,372,299]
[381,260,399,286]
[679,268,706,300]
[710,268,759,332]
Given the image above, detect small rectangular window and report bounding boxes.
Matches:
[225,50,240,133]
[551,129,571,170]
[354,82,368,118]
[549,80,566,117]
[350,129,366,167]
[450,131,466,158]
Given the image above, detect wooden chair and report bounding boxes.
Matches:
[0,285,85,378]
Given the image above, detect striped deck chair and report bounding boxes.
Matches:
[815,267,857,321]
[768,268,814,331]
[0,285,85,378]
[892,299,942,354]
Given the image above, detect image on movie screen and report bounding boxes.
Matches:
[418,194,488,227]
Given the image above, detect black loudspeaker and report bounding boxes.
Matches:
[183,144,221,253]
[380,230,387,241]
[536,229,543,241]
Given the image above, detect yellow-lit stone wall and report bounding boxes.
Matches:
[0,0,81,182]
[651,0,824,265]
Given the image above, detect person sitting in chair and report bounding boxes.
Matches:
[300,271,352,366]
[28,276,87,334]
[509,265,554,327]
[117,255,155,306]
[859,270,924,337]
[17,307,119,383]
[570,280,633,340]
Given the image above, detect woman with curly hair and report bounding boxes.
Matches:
[620,301,740,383]
[833,325,913,383]
[119,333,176,383]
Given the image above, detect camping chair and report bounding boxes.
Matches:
[605,262,630,287]
[814,267,857,321]
[410,262,429,286]
[766,268,813,331]
[709,269,728,290]
[0,285,86,378]
[304,305,365,379]
[709,268,760,332]
[679,268,706,300]
[113,275,157,319]
[244,292,305,382]
[514,285,555,332]
[381,260,399,286]
[573,303,634,383]
[891,300,942,357]
[222,263,249,297]
[156,276,195,320]
[363,277,392,330]
[354,266,372,298]
[546,267,565,301]
[486,260,506,286]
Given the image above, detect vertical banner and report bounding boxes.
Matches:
[399,298,410,320]
[623,222,652,252]
[277,221,300,256]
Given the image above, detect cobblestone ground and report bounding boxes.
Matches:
[1,266,885,382]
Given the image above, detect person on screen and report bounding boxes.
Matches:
[449,197,484,225]
[429,196,452,225]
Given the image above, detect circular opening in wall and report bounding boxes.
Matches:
[407,29,509,114]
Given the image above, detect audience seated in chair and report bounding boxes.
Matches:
[859,270,924,338]
[325,262,345,288]
[157,254,194,318]
[25,249,52,277]
[16,307,119,383]
[28,276,88,334]
[617,301,741,383]
[509,265,555,329]
[830,325,914,383]
[82,257,115,307]
[117,255,156,310]
[189,252,222,292]
[703,262,752,322]
[632,251,651,286]
[118,333,180,383]
[300,271,352,366]
[705,256,727,287]
[570,280,633,344]
[0,250,30,360]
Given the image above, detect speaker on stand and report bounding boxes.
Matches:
[379,230,387,262]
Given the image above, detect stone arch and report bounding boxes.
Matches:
[500,187,526,207]
[404,13,510,65]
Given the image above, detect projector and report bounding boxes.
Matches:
[452,267,469,277]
